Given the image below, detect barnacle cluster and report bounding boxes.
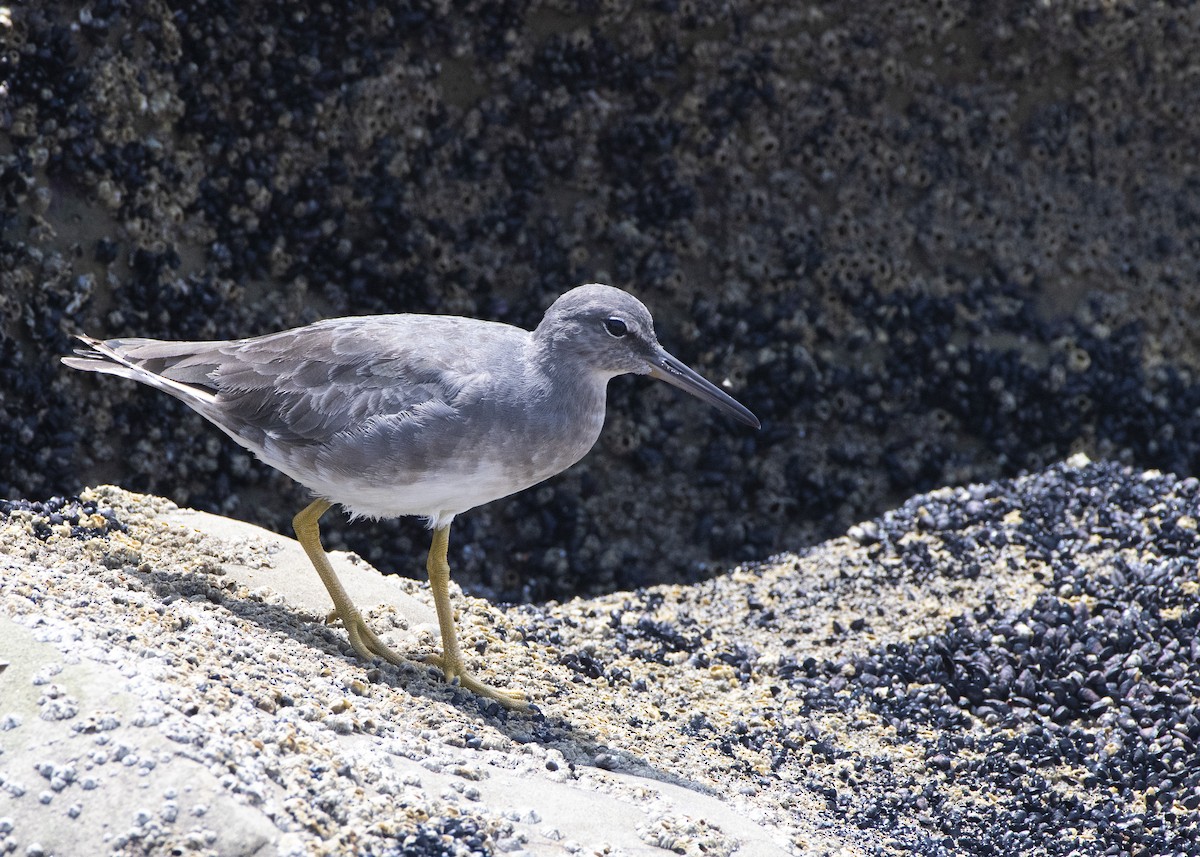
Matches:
[3,1,1198,599]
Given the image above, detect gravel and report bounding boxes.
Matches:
[1,455,1196,855]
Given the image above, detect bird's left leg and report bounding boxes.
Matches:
[423,524,529,710]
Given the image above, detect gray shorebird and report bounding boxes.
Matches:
[64,284,759,708]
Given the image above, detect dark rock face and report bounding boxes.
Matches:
[836,461,1200,855]
[515,458,1200,856]
[4,2,1199,598]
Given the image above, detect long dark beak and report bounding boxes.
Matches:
[648,349,760,428]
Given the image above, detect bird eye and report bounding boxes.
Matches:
[603,317,628,338]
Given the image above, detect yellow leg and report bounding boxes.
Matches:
[293,501,527,709]
[423,524,528,710]
[293,499,406,667]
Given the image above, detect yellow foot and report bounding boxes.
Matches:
[424,653,529,710]
[329,610,407,669]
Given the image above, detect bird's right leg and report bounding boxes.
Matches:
[292,499,406,666]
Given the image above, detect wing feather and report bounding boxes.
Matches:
[75,316,521,452]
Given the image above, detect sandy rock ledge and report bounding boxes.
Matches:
[1,455,1197,856]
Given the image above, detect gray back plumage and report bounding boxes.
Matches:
[76,316,526,450]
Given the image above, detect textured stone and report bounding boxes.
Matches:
[3,2,1199,602]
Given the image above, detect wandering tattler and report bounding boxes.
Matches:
[64,284,759,708]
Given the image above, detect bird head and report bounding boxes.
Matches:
[535,284,760,428]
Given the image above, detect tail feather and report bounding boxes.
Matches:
[62,335,220,407]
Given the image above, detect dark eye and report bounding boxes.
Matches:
[603,317,628,338]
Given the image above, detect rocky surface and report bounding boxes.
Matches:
[1,456,1197,855]
[5,2,1200,600]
